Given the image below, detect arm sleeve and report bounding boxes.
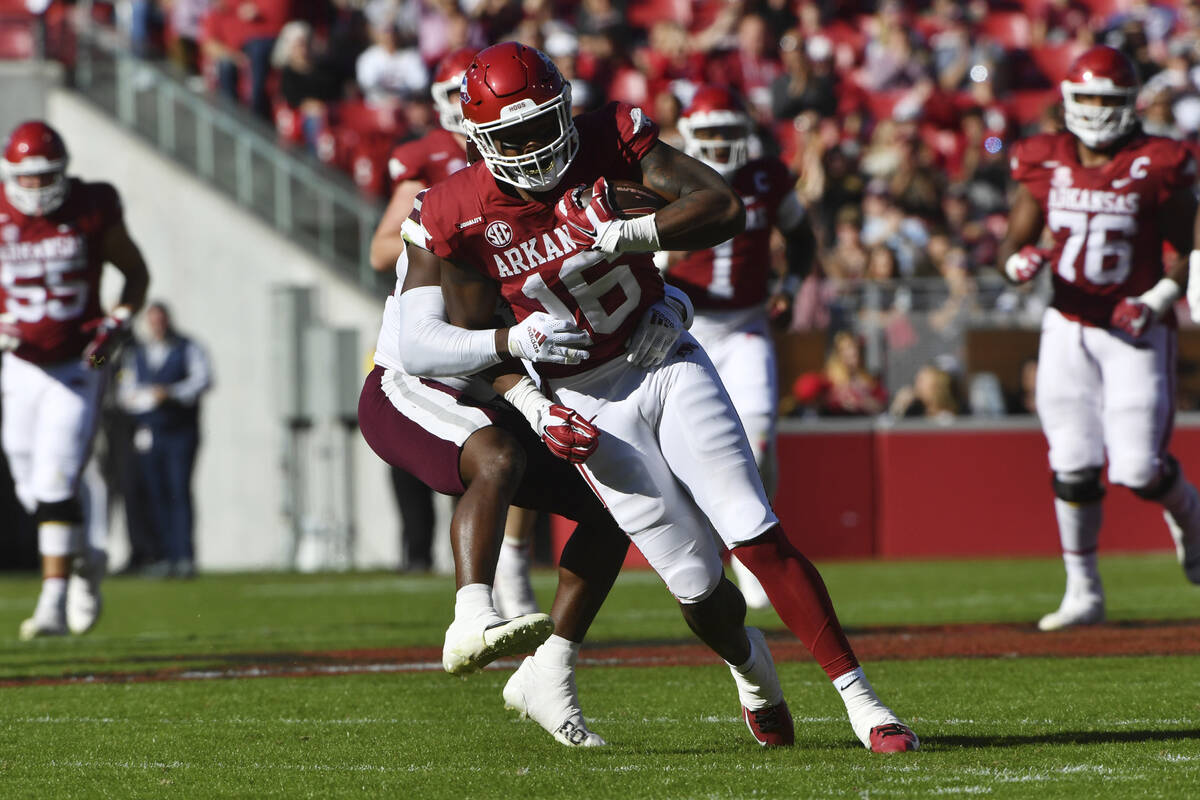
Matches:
[395,286,501,377]
[167,340,214,405]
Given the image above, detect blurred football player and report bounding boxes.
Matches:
[0,120,150,639]
[997,45,1200,631]
[368,47,542,616]
[399,42,918,753]
[665,85,815,609]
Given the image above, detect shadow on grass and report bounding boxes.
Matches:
[930,728,1200,748]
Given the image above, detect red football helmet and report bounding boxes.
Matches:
[677,86,752,177]
[432,47,476,135]
[1061,45,1139,148]
[460,41,579,192]
[2,120,70,216]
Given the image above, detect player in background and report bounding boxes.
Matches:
[368,47,541,616]
[402,42,918,753]
[997,45,1200,631]
[0,120,150,639]
[664,85,815,609]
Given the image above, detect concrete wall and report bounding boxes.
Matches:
[0,61,63,131]
[43,89,449,571]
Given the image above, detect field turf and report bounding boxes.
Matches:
[0,553,1198,798]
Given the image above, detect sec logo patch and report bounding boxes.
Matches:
[485,221,513,247]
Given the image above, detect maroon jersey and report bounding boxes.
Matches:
[388,128,469,188]
[667,157,794,311]
[409,102,665,378]
[0,179,121,364]
[1010,131,1196,327]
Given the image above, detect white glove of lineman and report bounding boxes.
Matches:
[507,311,592,365]
[626,285,694,367]
[1190,251,1200,323]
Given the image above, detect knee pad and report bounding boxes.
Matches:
[35,497,83,525]
[1052,468,1104,504]
[664,559,724,605]
[1130,455,1179,500]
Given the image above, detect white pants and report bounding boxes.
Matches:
[1,352,105,510]
[689,307,778,495]
[1036,307,1174,488]
[549,332,778,602]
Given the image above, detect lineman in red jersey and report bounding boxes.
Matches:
[665,85,815,609]
[0,121,150,639]
[997,45,1200,631]
[402,42,917,752]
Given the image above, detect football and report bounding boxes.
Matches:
[578,179,670,218]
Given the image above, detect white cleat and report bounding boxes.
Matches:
[1037,590,1105,631]
[442,612,554,676]
[66,554,105,635]
[503,656,606,747]
[731,556,771,611]
[1164,506,1200,585]
[19,613,67,641]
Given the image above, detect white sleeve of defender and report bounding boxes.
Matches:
[395,287,501,377]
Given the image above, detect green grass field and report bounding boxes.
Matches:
[1,554,1198,799]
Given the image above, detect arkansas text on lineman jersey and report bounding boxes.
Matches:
[1010,131,1197,327]
[405,102,666,377]
[667,156,794,311]
[0,178,120,364]
[388,127,469,187]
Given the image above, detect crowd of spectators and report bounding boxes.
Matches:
[102,0,1200,418]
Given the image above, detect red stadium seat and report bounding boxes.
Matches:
[1006,88,1061,126]
[608,67,650,107]
[862,89,909,122]
[272,102,305,146]
[977,11,1033,50]
[0,24,34,60]
[627,0,691,30]
[1031,42,1085,84]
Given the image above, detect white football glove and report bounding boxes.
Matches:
[626,285,694,367]
[507,311,592,365]
[0,312,21,352]
[1004,246,1048,284]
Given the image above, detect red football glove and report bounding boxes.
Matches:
[81,308,132,368]
[1110,297,1152,337]
[538,405,600,464]
[1003,245,1048,284]
[555,177,624,255]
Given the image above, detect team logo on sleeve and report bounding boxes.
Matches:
[485,220,513,247]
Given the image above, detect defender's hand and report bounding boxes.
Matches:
[536,405,600,464]
[627,298,685,367]
[1004,246,1047,284]
[81,308,132,368]
[1110,297,1152,337]
[507,311,592,364]
[555,177,625,257]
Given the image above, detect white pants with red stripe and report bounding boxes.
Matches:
[1,352,105,509]
[548,332,778,602]
[1036,307,1175,488]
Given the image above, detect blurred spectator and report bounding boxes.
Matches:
[275,21,342,152]
[242,1,293,118]
[129,0,165,59]
[792,331,887,416]
[708,13,782,117]
[770,29,836,120]
[888,363,960,422]
[356,14,428,105]
[1006,358,1039,415]
[164,0,211,78]
[202,0,250,105]
[116,303,213,579]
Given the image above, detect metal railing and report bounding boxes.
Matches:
[67,24,386,294]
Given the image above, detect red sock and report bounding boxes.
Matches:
[734,526,859,680]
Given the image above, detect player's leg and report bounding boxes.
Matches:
[493,506,539,618]
[21,362,105,639]
[358,367,553,675]
[0,353,39,515]
[1035,310,1108,631]
[1099,325,1200,583]
[653,337,916,751]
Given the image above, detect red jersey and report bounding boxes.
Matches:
[388,128,469,188]
[410,102,664,378]
[1010,131,1196,327]
[667,157,794,311]
[0,179,121,364]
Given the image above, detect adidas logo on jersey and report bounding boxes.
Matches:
[491,224,581,278]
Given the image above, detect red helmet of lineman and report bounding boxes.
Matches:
[432,47,477,135]
[459,42,579,191]
[1061,45,1140,149]
[2,120,70,216]
[678,86,753,178]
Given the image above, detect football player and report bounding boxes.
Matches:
[665,85,815,609]
[399,42,918,753]
[0,120,150,639]
[997,45,1200,631]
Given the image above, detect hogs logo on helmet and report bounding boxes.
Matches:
[1061,45,1139,149]
[459,42,580,192]
[2,120,70,216]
